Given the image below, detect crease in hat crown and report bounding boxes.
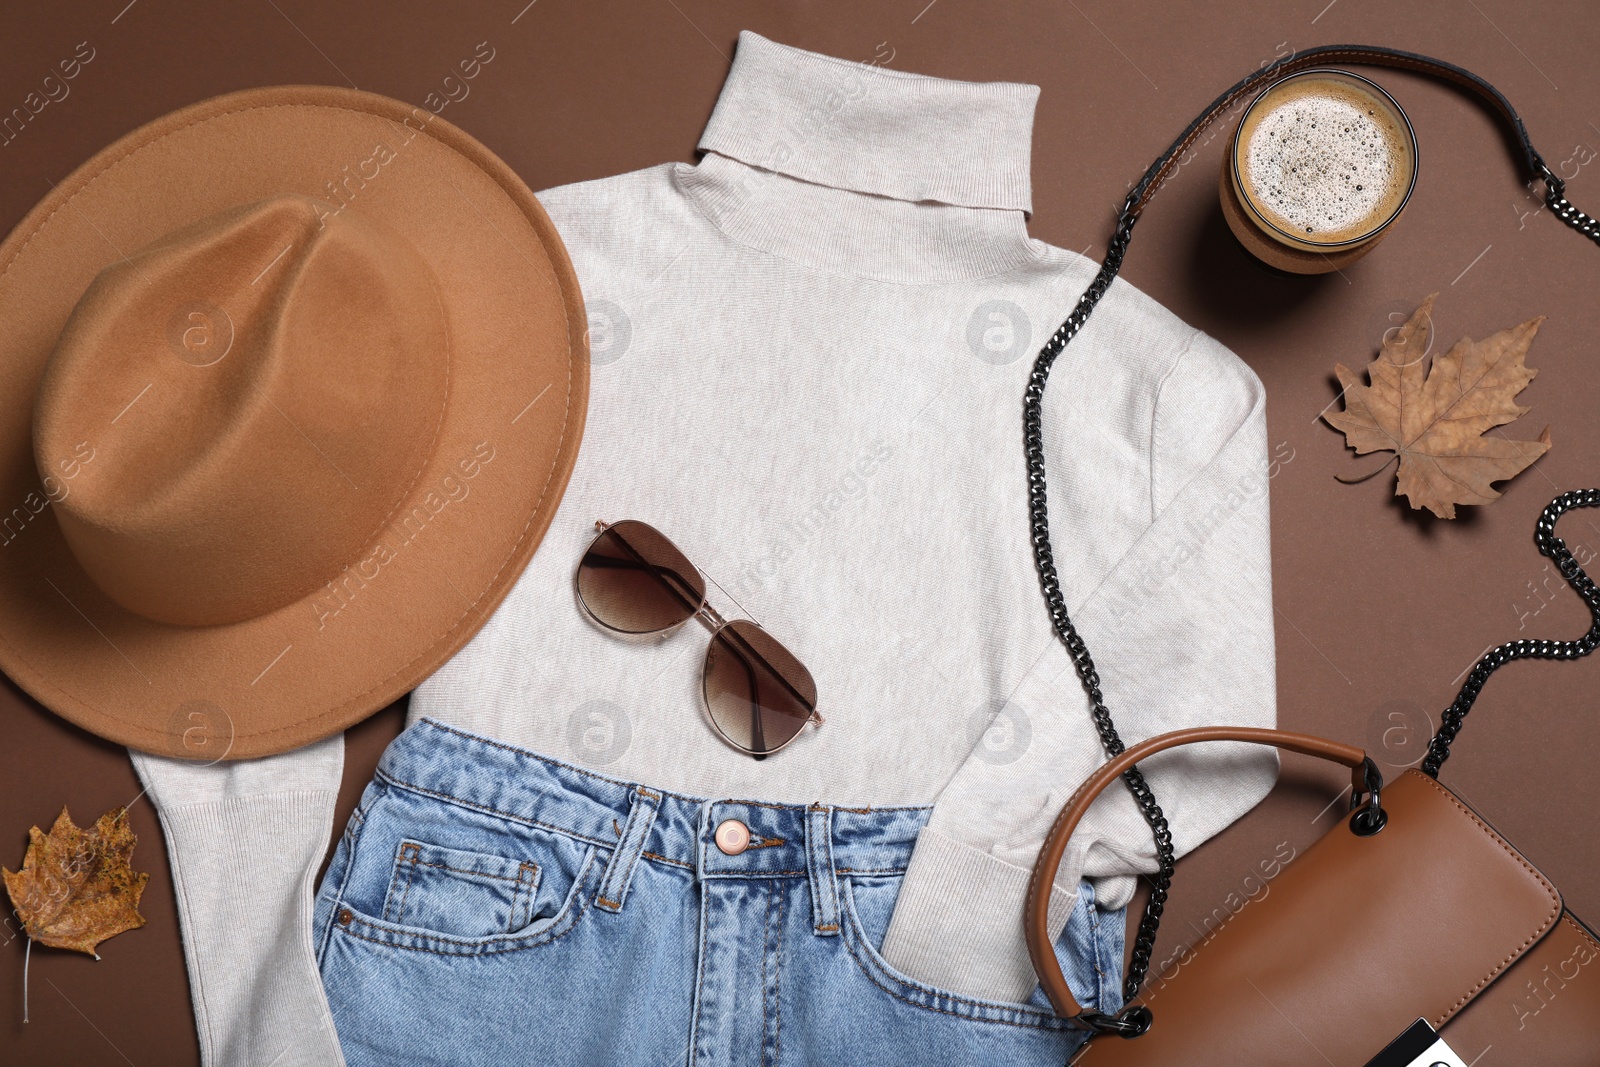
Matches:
[31,193,451,628]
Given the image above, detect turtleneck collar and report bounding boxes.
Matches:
[675,32,1045,284]
[698,32,1038,213]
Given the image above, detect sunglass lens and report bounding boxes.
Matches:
[702,619,817,757]
[576,520,705,634]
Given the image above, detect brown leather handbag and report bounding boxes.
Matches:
[1017,44,1600,1066]
[1026,723,1600,1064]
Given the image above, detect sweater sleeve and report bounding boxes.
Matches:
[879,328,1279,1005]
[127,736,347,1067]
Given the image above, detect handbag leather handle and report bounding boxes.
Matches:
[1024,728,1375,1023]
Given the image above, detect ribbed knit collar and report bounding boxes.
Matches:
[700,32,1037,212]
[677,32,1043,283]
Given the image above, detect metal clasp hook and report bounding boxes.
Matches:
[1076,1004,1153,1039]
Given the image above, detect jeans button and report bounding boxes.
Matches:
[714,819,751,855]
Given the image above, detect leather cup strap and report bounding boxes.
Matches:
[1024,727,1371,1020]
[1120,44,1551,224]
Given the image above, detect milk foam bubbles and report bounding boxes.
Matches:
[1240,78,1411,243]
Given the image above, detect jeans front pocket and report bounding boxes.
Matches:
[836,873,1084,1032]
[323,774,606,956]
[382,839,542,937]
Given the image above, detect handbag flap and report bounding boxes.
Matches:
[1439,909,1600,1064]
[1076,769,1562,1066]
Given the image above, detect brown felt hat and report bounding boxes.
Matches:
[0,86,588,759]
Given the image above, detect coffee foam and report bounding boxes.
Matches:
[1240,78,1411,244]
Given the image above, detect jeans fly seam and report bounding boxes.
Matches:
[773,878,783,1064]
[805,838,820,933]
[687,839,713,1066]
[762,881,772,1067]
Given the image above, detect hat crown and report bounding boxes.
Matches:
[33,195,450,626]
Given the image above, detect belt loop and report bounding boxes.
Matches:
[595,786,661,913]
[694,799,714,883]
[805,802,840,936]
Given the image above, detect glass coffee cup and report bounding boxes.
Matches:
[1221,68,1418,274]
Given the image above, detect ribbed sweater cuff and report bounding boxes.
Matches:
[156,791,345,1067]
[878,827,1079,1004]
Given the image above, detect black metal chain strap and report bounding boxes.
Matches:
[1422,490,1600,776]
[1024,44,1600,1030]
[1023,201,1164,1016]
[1536,162,1600,245]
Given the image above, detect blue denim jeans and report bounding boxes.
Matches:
[313,719,1124,1066]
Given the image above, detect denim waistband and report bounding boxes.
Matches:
[377,719,932,881]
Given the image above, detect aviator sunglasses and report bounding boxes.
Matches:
[575,519,822,759]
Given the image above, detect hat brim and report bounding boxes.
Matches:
[0,85,588,759]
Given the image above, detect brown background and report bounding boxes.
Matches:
[3,1,1599,1062]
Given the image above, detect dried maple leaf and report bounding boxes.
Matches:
[2,807,147,957]
[1323,292,1551,519]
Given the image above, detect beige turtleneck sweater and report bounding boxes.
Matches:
[130,31,1278,1066]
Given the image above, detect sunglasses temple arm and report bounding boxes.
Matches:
[599,524,706,617]
[748,681,768,754]
[714,622,822,727]
[714,642,769,759]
